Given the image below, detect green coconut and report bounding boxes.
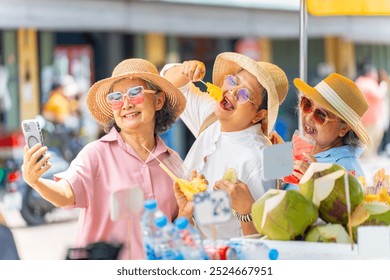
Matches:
[305,224,350,243]
[349,201,390,241]
[252,189,318,240]
[350,201,390,227]
[223,168,238,183]
[251,189,281,236]
[299,162,364,225]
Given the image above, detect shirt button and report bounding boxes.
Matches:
[142,164,147,168]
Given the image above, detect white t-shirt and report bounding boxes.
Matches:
[178,82,275,240]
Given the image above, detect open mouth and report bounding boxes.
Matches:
[304,123,317,135]
[219,96,235,111]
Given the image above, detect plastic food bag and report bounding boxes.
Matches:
[283,130,315,184]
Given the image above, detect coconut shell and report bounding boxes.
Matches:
[305,224,350,243]
[252,190,318,240]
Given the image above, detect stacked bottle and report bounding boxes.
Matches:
[153,215,184,260]
[226,240,279,260]
[174,217,209,260]
[140,199,163,260]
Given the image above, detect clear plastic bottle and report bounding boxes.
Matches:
[174,217,209,260]
[226,240,278,260]
[140,199,163,260]
[154,215,184,260]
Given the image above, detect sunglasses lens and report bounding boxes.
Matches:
[237,88,250,103]
[300,97,330,125]
[107,92,123,103]
[223,75,236,90]
[313,109,328,125]
[127,86,145,105]
[300,97,312,113]
[127,86,143,97]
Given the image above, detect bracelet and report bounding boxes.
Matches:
[235,211,253,223]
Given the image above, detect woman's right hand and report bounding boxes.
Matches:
[21,144,51,188]
[182,60,206,82]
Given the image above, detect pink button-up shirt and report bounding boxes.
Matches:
[54,127,180,259]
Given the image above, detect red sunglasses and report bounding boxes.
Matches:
[300,96,337,125]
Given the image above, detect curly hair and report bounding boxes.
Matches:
[102,78,176,135]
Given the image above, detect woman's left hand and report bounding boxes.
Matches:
[269,131,285,145]
[173,181,194,221]
[214,179,254,214]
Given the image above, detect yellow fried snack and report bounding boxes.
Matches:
[223,168,238,183]
[177,177,208,201]
[378,187,390,205]
[206,82,223,102]
[364,187,390,205]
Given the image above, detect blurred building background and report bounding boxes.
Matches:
[1,0,390,157]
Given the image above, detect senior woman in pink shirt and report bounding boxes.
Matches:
[21,58,186,259]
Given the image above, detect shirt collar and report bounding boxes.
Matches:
[315,145,363,159]
[100,127,171,162]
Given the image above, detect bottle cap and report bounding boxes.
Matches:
[154,215,168,228]
[174,216,189,229]
[144,199,157,210]
[268,248,279,260]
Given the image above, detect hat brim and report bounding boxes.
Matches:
[86,71,186,126]
[293,78,371,147]
[212,52,279,136]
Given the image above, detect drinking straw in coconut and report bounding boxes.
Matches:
[344,172,354,250]
[141,144,188,187]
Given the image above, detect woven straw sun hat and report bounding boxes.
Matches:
[86,58,186,126]
[294,73,372,147]
[212,52,289,136]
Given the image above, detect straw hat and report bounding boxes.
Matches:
[294,73,371,147]
[86,58,186,126]
[212,52,288,136]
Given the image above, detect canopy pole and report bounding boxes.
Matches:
[299,0,308,132]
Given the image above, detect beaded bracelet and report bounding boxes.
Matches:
[235,211,253,223]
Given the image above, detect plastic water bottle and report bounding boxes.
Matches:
[154,215,183,260]
[140,199,163,260]
[174,217,209,260]
[227,240,278,260]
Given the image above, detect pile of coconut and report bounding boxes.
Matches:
[252,162,390,243]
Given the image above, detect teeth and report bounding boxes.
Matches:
[125,112,139,117]
[305,124,315,133]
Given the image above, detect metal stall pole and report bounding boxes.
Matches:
[299,0,308,132]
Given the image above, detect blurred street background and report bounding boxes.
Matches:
[1,0,390,260]
[1,206,78,260]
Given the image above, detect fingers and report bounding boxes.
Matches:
[269,131,285,144]
[303,152,317,163]
[214,179,234,191]
[182,60,205,82]
[22,143,51,186]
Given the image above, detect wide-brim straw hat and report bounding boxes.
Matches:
[86,58,186,126]
[294,73,372,147]
[212,52,289,136]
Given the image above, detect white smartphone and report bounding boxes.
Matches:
[21,119,46,162]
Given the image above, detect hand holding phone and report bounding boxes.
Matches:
[21,119,46,163]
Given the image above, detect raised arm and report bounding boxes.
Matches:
[163,60,206,88]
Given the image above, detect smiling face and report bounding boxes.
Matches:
[300,96,351,154]
[215,69,267,132]
[110,78,165,135]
